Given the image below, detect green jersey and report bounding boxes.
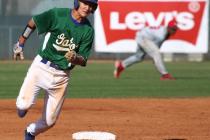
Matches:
[33,8,94,70]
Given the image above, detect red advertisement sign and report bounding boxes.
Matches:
[95,0,208,53]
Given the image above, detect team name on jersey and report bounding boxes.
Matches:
[53,33,78,52]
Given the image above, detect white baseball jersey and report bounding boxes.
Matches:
[135,26,168,47]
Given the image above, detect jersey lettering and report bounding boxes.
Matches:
[53,33,78,52]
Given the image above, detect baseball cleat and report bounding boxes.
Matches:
[160,73,176,80]
[25,130,35,140]
[17,109,28,118]
[114,60,124,78]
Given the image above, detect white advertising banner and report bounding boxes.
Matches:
[94,0,209,53]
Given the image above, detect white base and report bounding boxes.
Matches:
[72,131,116,140]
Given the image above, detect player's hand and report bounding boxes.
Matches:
[64,50,77,62]
[13,42,24,60]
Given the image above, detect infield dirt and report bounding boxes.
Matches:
[1,98,210,140]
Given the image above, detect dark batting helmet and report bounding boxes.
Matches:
[74,0,98,13]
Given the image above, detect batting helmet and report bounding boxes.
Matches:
[74,0,98,13]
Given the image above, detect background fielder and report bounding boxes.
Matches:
[114,19,178,80]
[13,0,98,140]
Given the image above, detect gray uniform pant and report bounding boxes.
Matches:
[122,38,168,75]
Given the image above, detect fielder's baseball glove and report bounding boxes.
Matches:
[64,50,77,62]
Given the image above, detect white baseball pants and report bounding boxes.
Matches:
[16,55,70,136]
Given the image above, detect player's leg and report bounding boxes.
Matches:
[16,60,41,118]
[26,70,69,136]
[25,129,35,140]
[25,93,58,136]
[114,46,146,78]
[123,46,146,68]
[140,38,168,74]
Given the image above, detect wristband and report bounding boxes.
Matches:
[22,24,35,39]
[18,42,24,48]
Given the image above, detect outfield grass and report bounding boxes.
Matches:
[0,60,210,98]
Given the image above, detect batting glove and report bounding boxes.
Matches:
[13,42,24,60]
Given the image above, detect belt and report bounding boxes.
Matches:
[40,58,61,70]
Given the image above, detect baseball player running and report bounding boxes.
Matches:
[13,0,98,139]
[114,19,178,80]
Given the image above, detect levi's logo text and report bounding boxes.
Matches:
[53,33,78,52]
[99,1,206,45]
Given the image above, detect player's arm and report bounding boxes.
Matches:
[18,19,36,45]
[64,50,86,66]
[65,30,94,66]
[14,8,55,60]
[71,29,94,66]
[13,19,36,60]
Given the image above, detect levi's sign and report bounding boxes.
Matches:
[94,0,208,53]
